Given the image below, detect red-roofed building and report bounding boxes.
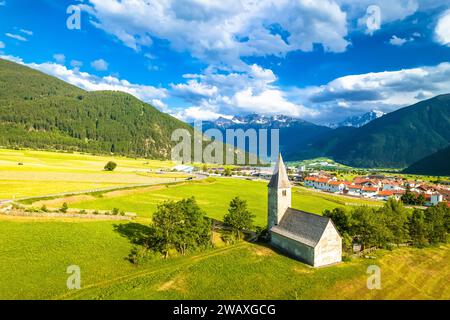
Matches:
[361,186,379,197]
[324,181,346,193]
[376,190,402,201]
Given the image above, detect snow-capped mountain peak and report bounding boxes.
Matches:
[329,110,386,128]
[212,114,305,128]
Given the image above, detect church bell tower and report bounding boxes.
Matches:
[268,154,292,229]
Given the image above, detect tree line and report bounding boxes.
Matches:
[324,199,450,251]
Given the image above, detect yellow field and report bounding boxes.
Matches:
[0,149,188,199]
[321,245,450,299]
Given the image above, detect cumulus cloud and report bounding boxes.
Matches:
[91,58,108,71]
[81,0,349,70]
[294,62,450,123]
[0,55,167,108]
[435,9,450,46]
[170,64,317,121]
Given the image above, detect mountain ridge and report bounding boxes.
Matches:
[0,58,192,159]
[327,110,386,129]
[403,144,450,176]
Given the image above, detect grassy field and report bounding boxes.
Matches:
[0,149,187,199]
[1,149,448,300]
[31,178,381,226]
[0,216,448,300]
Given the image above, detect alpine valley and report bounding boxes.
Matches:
[1,58,450,171]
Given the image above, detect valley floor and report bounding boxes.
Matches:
[0,149,448,300]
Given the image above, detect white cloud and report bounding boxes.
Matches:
[170,63,317,121]
[53,54,66,63]
[0,55,167,108]
[91,58,108,71]
[20,29,33,36]
[389,35,408,46]
[174,105,228,122]
[5,33,27,41]
[0,41,4,49]
[82,0,349,70]
[435,9,450,46]
[294,62,450,123]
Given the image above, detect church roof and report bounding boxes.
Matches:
[268,154,291,189]
[271,208,332,248]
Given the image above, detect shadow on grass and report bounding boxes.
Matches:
[113,222,152,246]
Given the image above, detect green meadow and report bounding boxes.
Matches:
[31,178,381,226]
[1,216,448,300]
[0,149,448,300]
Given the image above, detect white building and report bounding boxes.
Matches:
[426,193,443,206]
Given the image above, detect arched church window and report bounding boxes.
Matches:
[282,190,287,196]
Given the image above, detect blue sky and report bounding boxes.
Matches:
[1,0,450,124]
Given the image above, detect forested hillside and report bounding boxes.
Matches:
[0,59,191,159]
[403,145,450,176]
[291,94,450,168]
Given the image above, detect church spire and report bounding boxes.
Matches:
[268,154,291,189]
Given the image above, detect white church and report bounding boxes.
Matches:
[268,154,342,267]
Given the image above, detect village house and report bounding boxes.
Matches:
[376,190,404,201]
[325,181,346,193]
[382,181,405,191]
[360,186,379,198]
[425,193,444,206]
[346,185,362,196]
[268,155,342,267]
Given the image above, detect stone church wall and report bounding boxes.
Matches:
[314,222,342,267]
[271,232,314,266]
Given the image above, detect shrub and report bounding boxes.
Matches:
[60,203,69,213]
[104,161,117,171]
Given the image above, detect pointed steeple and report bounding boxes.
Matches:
[268,154,291,189]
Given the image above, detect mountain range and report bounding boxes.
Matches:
[1,58,449,172]
[327,110,386,129]
[202,97,450,170]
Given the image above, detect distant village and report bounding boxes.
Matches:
[172,161,450,208]
[302,173,450,206]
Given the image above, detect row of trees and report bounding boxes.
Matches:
[324,199,450,251]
